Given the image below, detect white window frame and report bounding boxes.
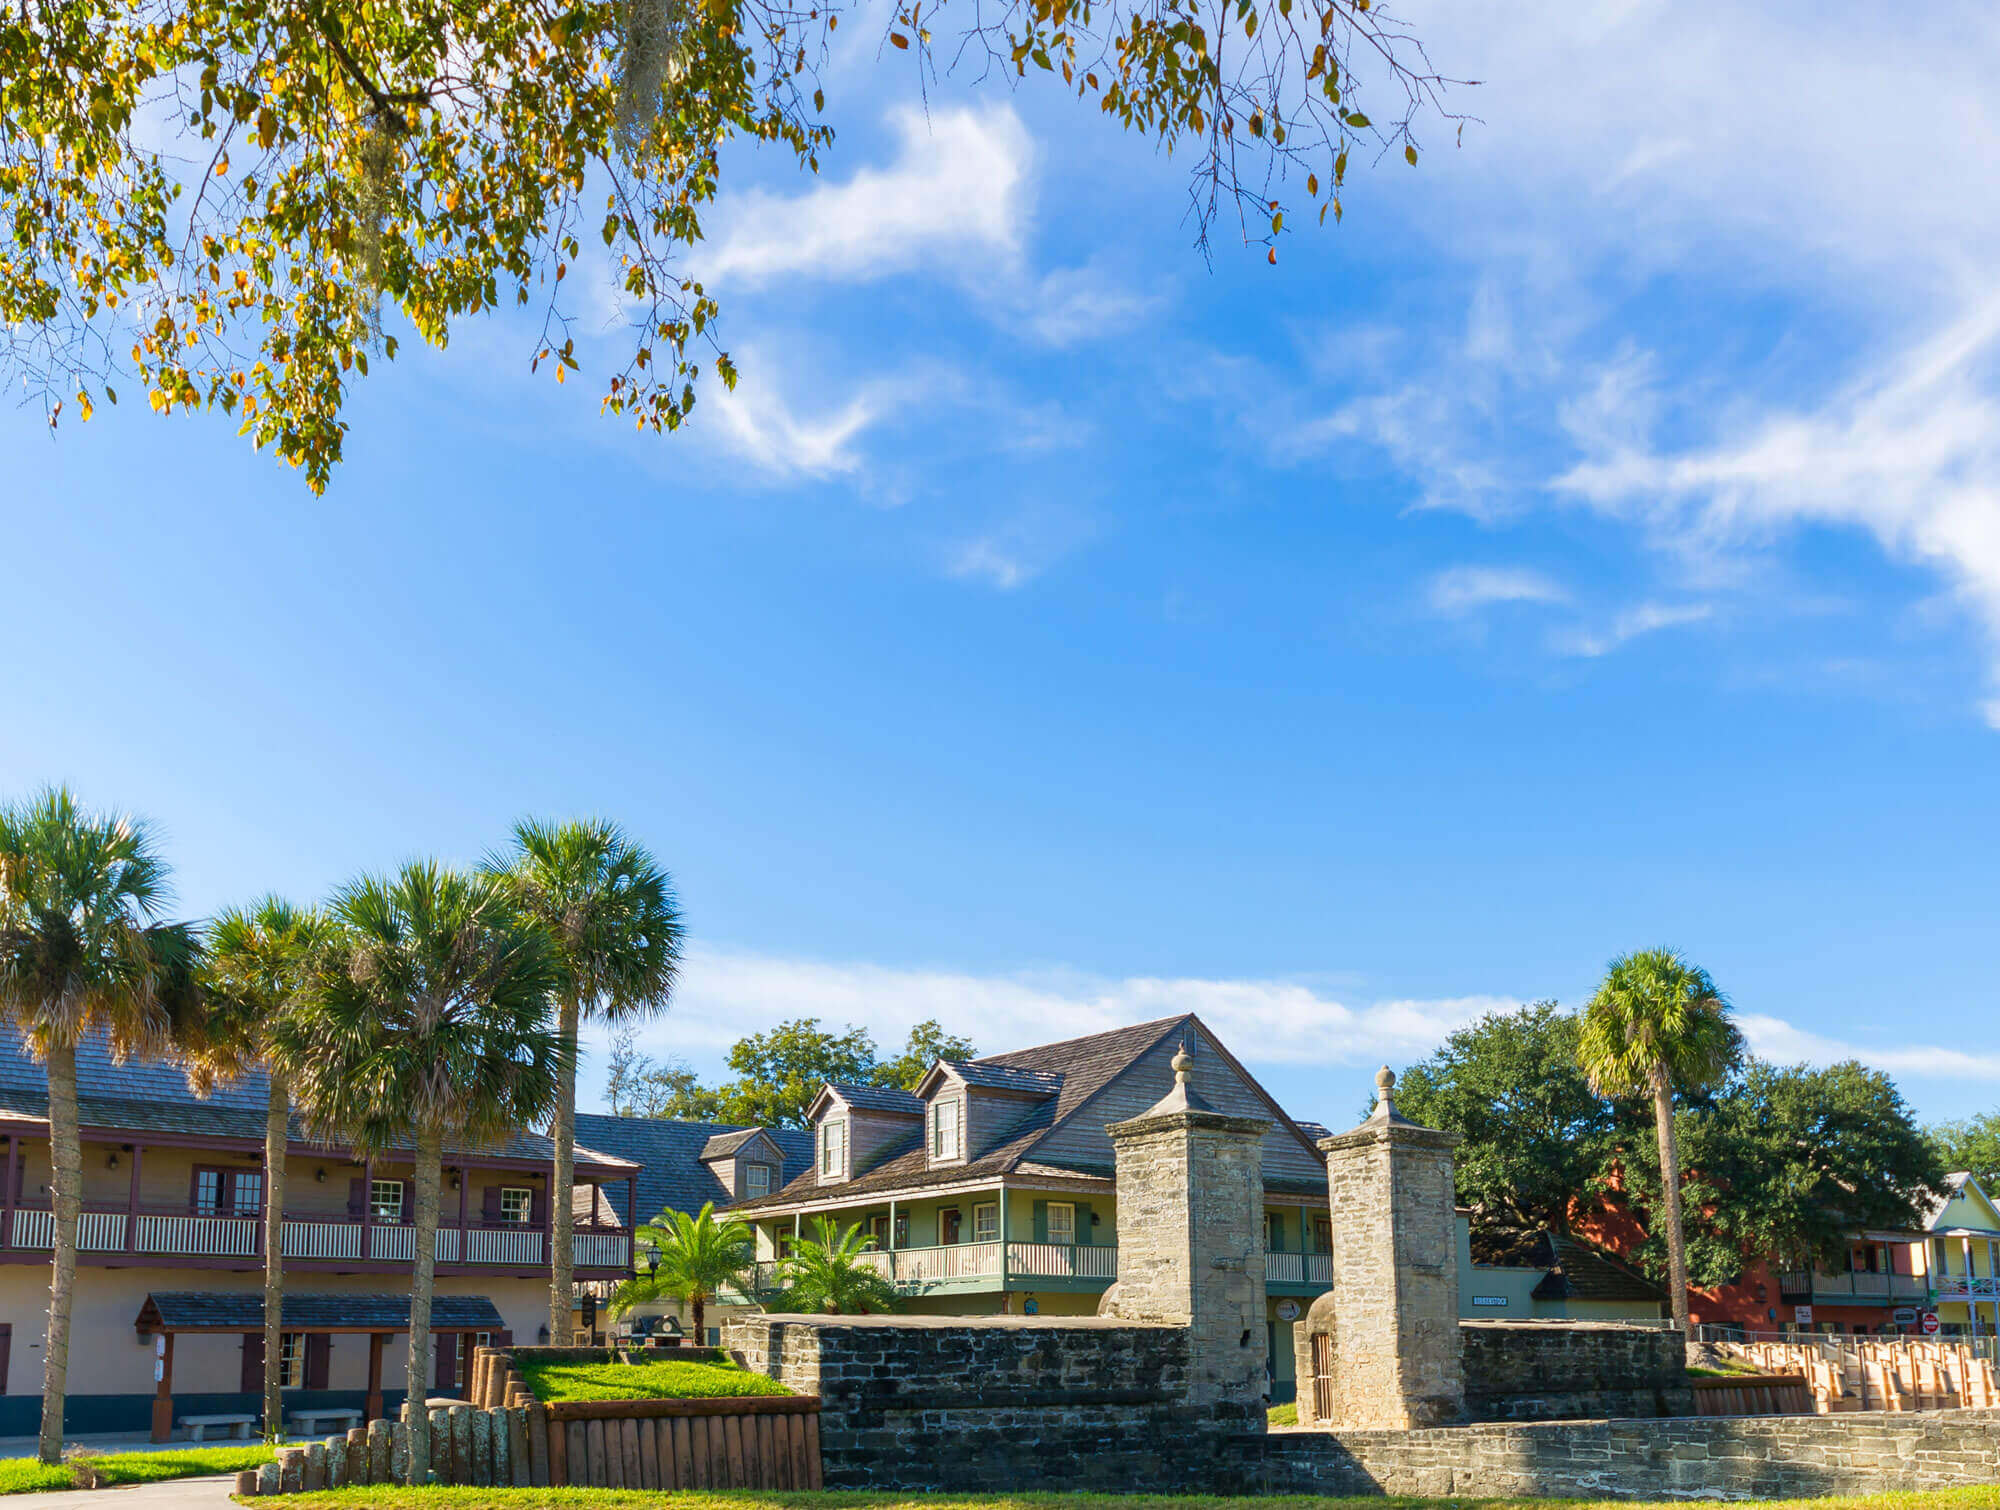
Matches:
[456,1330,492,1392]
[1046,1201,1076,1246]
[744,1163,773,1199]
[973,1201,999,1243]
[931,1099,963,1162]
[278,1333,306,1390]
[819,1120,846,1180]
[499,1187,532,1225]
[370,1179,405,1222]
[233,1170,264,1217]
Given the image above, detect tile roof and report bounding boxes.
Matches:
[824,1083,925,1116]
[576,1113,811,1228]
[0,1026,633,1171]
[699,1128,765,1161]
[1529,1234,1667,1305]
[938,1060,1063,1095]
[139,1291,508,1331]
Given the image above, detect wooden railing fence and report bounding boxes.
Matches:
[1690,1373,1814,1416]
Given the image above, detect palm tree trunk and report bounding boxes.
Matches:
[404,1126,443,1485]
[691,1294,705,1347]
[548,996,579,1343]
[38,1038,82,1465]
[262,1076,289,1442]
[1651,1065,1692,1333]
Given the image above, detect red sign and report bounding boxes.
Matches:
[1921,1311,1941,1336]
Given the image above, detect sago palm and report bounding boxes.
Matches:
[0,788,186,1464]
[486,818,680,1342]
[273,861,565,1485]
[605,1202,754,1343]
[178,897,325,1440]
[774,1218,899,1316]
[1577,948,1742,1333]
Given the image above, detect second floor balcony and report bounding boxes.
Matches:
[3,1201,631,1272]
[732,1239,1332,1300]
[1776,1268,1932,1304]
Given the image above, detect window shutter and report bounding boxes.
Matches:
[1033,1201,1048,1244]
[481,1186,502,1224]
[305,1334,330,1390]
[1074,1202,1092,1245]
[434,1333,457,1393]
[399,1184,413,1225]
[494,1329,513,1349]
[240,1333,264,1394]
[530,1187,548,1226]
[348,1178,366,1218]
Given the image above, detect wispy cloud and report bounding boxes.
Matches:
[701,105,1034,290]
[702,349,893,479]
[1426,565,1568,618]
[1547,601,1713,658]
[1740,1013,2000,1083]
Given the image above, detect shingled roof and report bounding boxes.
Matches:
[823,1083,926,1116]
[936,1060,1064,1095]
[577,1114,811,1228]
[727,1014,1329,1212]
[137,1292,507,1331]
[0,1026,634,1172]
[1529,1234,1667,1305]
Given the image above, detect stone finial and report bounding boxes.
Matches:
[1173,1044,1195,1083]
[1375,1065,1395,1113]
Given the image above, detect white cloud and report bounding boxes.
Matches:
[1553,300,2000,712]
[592,944,1514,1083]
[1426,565,1568,618]
[949,539,1032,590]
[702,354,885,479]
[701,105,1034,290]
[1740,1013,2000,1083]
[1023,262,1162,348]
[1547,601,1713,658]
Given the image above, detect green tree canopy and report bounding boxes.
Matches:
[1928,1112,2000,1188]
[1391,1002,1625,1262]
[772,1217,899,1315]
[2,0,1458,490]
[607,1202,754,1342]
[870,1018,977,1093]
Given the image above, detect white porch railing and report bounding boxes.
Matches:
[78,1211,128,1251]
[135,1213,259,1257]
[1007,1241,1119,1281]
[1264,1251,1334,1287]
[10,1208,53,1249]
[573,1232,629,1269]
[281,1219,365,1260]
[1933,1276,2000,1299]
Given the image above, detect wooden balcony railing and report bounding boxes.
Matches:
[734,1238,1334,1298]
[2,1203,630,1270]
[1264,1251,1334,1287]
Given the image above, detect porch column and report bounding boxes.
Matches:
[997,1185,1009,1291]
[625,1175,637,1265]
[361,1159,374,1260]
[2,1134,14,1249]
[126,1146,143,1253]
[1967,1237,1979,1335]
[456,1163,468,1266]
[366,1333,386,1422]
[150,1333,175,1443]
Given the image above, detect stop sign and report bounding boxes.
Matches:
[1922,1311,1941,1336]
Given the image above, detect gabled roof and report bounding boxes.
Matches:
[576,1113,811,1228]
[814,1082,926,1117]
[700,1128,770,1162]
[727,1014,1329,1213]
[922,1060,1064,1096]
[0,1027,633,1171]
[1530,1234,1666,1305]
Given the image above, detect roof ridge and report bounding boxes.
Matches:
[998,1016,1188,1173]
[975,1013,1194,1066]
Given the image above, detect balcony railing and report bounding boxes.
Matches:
[3,1204,629,1270]
[1784,1268,1932,1301]
[737,1239,1338,1297]
[1932,1276,2000,1299]
[1265,1251,1334,1287]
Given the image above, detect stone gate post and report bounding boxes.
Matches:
[1296,1066,1463,1429]
[1100,1045,1269,1426]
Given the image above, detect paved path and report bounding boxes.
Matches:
[12,1478,241,1510]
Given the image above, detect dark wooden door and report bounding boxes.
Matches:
[0,1322,11,1395]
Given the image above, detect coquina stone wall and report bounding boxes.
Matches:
[1242,1409,2000,1500]
[1460,1321,1692,1422]
[725,1313,1223,1491]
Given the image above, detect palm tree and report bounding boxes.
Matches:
[178,898,324,1441]
[273,861,565,1485]
[773,1218,899,1315]
[1577,948,1743,1334]
[604,1203,754,1343]
[0,788,183,1465]
[486,819,681,1345]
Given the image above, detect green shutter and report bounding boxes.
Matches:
[1033,1200,1048,1244]
[1074,1201,1092,1246]
[1269,1212,1285,1252]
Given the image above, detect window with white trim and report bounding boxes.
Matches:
[930,1099,963,1161]
[1046,1201,1076,1246]
[370,1179,404,1222]
[456,1331,492,1392]
[973,1201,999,1243]
[744,1163,773,1199]
[499,1187,532,1224]
[819,1120,846,1179]
[278,1333,306,1390]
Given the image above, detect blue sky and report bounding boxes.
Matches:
[5,0,1997,1130]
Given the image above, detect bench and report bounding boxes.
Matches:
[287,1408,363,1436]
[180,1413,258,1442]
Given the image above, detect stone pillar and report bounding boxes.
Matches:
[1304,1066,1463,1429]
[1100,1045,1269,1423]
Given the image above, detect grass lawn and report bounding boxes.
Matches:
[266,1490,2000,1510]
[1267,1402,1298,1426]
[520,1353,792,1403]
[1,1444,273,1494]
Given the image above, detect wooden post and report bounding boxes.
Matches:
[361,1158,375,1260]
[126,1146,143,1252]
[151,1332,175,1443]
[366,1333,386,1423]
[456,1164,468,1268]
[625,1175,637,1270]
[2,1134,14,1250]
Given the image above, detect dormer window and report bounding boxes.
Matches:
[818,1120,846,1180]
[931,1098,963,1162]
[744,1162,773,1199]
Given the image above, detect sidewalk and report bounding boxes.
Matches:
[0,1478,240,1510]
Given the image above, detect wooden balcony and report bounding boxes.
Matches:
[730,1240,1331,1300]
[2,1203,631,1273]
